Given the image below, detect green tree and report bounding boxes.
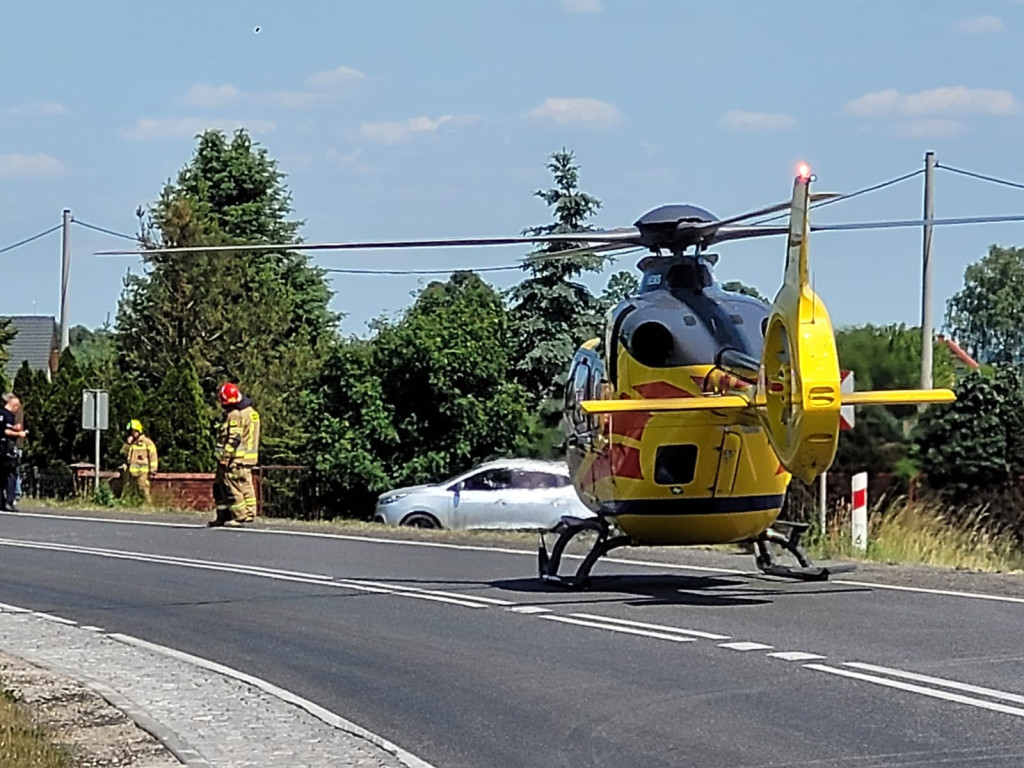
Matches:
[145,360,216,472]
[508,150,609,405]
[600,271,640,312]
[945,245,1024,365]
[301,340,396,517]
[69,324,117,374]
[722,280,768,303]
[0,317,14,389]
[30,349,93,468]
[116,128,338,462]
[374,272,534,487]
[13,362,52,468]
[832,324,957,475]
[305,271,535,518]
[913,367,1024,494]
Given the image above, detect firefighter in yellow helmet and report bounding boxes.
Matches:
[121,419,158,505]
[208,382,261,528]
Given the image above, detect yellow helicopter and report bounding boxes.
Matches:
[99,163,1024,587]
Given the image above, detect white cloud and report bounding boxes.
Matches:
[120,117,276,141]
[178,65,365,112]
[844,86,1020,118]
[0,153,65,178]
[3,102,68,116]
[720,110,796,131]
[325,147,377,174]
[954,15,1005,34]
[560,0,602,12]
[307,65,366,88]
[360,115,457,144]
[179,84,241,107]
[891,119,965,138]
[526,97,621,128]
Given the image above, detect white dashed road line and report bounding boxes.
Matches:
[718,641,774,651]
[541,615,697,642]
[570,613,730,640]
[768,651,826,662]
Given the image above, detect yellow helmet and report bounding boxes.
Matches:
[127,419,144,433]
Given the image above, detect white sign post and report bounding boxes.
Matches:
[82,389,110,493]
[851,471,868,551]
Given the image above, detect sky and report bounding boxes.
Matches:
[3,0,1024,338]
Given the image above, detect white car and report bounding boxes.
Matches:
[373,458,595,531]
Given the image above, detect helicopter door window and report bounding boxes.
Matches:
[654,444,698,485]
[569,359,592,431]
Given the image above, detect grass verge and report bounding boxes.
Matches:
[0,684,69,768]
[808,498,1024,573]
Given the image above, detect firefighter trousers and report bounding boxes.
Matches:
[214,464,256,523]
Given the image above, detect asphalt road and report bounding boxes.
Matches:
[1,508,1023,767]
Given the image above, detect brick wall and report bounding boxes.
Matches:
[73,469,220,512]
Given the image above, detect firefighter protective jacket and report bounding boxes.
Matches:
[217,404,260,467]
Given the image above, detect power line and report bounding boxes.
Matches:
[71,219,139,242]
[0,222,62,255]
[937,164,1024,192]
[751,169,925,225]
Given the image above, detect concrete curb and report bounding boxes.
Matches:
[26,655,213,768]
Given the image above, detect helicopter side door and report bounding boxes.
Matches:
[564,350,599,459]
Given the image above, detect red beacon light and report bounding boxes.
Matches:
[796,162,815,182]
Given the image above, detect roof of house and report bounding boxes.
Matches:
[1,315,57,380]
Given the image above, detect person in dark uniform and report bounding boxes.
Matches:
[1,395,27,512]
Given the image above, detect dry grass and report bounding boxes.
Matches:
[0,686,69,768]
[810,497,1024,573]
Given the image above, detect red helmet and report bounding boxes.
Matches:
[219,382,241,405]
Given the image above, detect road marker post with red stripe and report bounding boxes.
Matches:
[852,471,868,551]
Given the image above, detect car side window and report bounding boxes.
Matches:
[510,470,572,489]
[462,468,514,491]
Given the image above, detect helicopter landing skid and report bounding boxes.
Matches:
[753,521,856,581]
[538,517,631,590]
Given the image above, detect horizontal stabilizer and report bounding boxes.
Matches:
[842,389,956,406]
[580,396,749,414]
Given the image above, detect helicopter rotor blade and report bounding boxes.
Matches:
[811,213,1024,232]
[689,211,1024,246]
[703,192,842,229]
[94,229,644,256]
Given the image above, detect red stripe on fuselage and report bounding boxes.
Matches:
[634,381,693,399]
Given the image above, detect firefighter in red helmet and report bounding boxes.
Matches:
[208,382,261,527]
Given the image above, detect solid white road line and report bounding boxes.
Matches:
[832,579,1024,606]
[506,606,551,614]
[570,613,730,640]
[719,641,773,651]
[806,664,1024,718]
[0,538,335,582]
[768,651,826,662]
[540,615,696,642]
[844,662,1024,705]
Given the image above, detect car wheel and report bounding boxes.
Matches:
[400,511,442,529]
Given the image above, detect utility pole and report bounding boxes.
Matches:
[60,208,71,351]
[920,152,936,390]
